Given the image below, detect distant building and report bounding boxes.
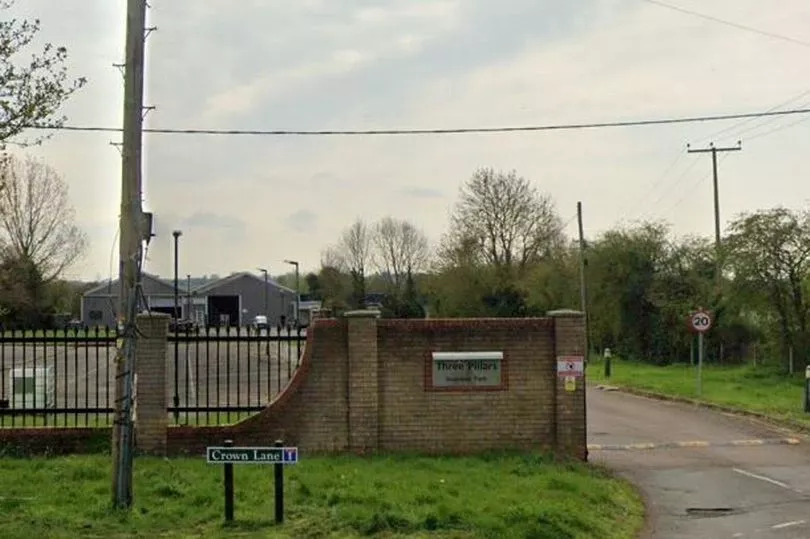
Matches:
[192,272,296,327]
[81,271,298,328]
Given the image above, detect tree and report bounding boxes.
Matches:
[0,155,87,281]
[441,168,564,277]
[0,1,86,147]
[724,207,810,366]
[304,272,323,301]
[0,248,48,327]
[372,217,429,291]
[325,219,371,309]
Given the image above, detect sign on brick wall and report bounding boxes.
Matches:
[430,351,504,389]
[556,356,584,378]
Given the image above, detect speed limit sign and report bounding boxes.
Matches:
[690,310,713,333]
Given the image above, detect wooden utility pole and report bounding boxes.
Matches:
[112,0,148,509]
[686,141,742,280]
[687,141,741,364]
[577,202,591,360]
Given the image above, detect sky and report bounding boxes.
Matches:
[7,0,810,282]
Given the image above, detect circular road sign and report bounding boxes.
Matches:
[690,310,713,333]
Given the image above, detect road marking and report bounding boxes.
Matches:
[772,520,806,530]
[588,438,801,451]
[732,468,802,493]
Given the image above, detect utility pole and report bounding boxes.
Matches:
[576,202,591,364]
[112,0,149,510]
[686,141,742,283]
[687,141,741,365]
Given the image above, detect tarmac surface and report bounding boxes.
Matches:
[0,338,302,425]
[588,387,810,539]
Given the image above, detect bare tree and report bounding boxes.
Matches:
[372,217,429,290]
[442,167,564,275]
[0,155,87,281]
[0,1,86,147]
[338,218,371,279]
[323,218,372,308]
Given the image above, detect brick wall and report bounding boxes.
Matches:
[169,310,587,460]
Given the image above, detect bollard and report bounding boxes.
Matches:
[274,439,285,524]
[805,367,810,414]
[223,440,234,522]
[603,348,612,379]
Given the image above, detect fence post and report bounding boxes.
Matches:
[134,313,170,455]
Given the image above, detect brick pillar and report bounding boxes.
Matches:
[548,309,587,461]
[345,309,381,454]
[134,313,170,455]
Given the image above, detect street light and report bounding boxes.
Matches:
[257,267,269,323]
[171,230,182,422]
[283,259,300,329]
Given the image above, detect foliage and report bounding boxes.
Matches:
[0,0,86,147]
[0,156,86,327]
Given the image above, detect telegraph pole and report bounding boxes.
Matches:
[576,202,591,362]
[112,0,149,510]
[687,141,742,255]
[687,141,741,364]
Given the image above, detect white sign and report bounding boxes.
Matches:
[690,310,713,333]
[556,356,584,378]
[431,351,503,388]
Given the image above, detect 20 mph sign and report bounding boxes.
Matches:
[690,310,713,333]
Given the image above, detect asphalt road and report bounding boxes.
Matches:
[588,387,810,539]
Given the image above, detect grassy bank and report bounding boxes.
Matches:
[587,359,809,427]
[0,453,643,539]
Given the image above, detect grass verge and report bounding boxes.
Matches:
[0,453,643,539]
[587,359,810,428]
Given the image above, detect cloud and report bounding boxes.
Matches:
[18,0,810,283]
[180,212,246,231]
[399,186,444,199]
[285,209,318,233]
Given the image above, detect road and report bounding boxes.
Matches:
[588,387,810,539]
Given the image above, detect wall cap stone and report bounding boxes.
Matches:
[546,309,583,318]
[345,309,381,319]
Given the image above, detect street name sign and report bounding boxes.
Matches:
[206,446,299,464]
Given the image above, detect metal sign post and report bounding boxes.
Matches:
[207,439,299,524]
[689,309,713,397]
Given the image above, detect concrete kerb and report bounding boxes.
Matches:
[591,383,810,440]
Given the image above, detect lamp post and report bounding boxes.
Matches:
[283,260,300,329]
[172,230,182,422]
[186,274,192,325]
[257,267,269,323]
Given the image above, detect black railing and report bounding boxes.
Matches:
[0,327,118,428]
[167,326,306,426]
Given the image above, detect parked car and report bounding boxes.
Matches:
[253,315,269,330]
[169,318,196,333]
[65,319,83,331]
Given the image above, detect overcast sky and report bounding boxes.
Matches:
[8,0,810,281]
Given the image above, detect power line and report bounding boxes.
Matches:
[691,89,810,145]
[636,158,701,221]
[620,151,685,219]
[640,0,810,49]
[745,111,810,142]
[27,106,810,137]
